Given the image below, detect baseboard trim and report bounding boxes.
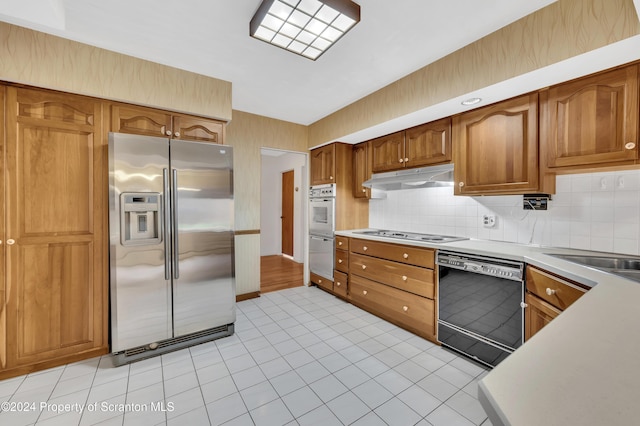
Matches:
[236,291,260,302]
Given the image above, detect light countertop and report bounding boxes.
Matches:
[336,229,640,425]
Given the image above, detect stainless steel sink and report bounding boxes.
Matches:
[548,253,640,282]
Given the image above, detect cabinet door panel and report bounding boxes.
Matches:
[352,142,371,198]
[524,292,560,341]
[0,86,5,370]
[111,104,171,137]
[173,115,224,144]
[543,65,638,167]
[5,87,107,370]
[310,144,335,185]
[454,93,539,195]
[371,132,404,172]
[405,118,452,168]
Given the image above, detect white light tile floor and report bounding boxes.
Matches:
[0,286,493,426]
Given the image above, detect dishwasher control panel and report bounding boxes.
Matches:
[437,251,524,282]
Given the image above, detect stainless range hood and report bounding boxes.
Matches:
[362,163,454,191]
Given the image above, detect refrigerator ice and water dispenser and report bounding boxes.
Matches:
[120,192,161,245]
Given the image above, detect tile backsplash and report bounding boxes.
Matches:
[369,169,640,255]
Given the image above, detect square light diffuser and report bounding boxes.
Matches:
[250,0,360,60]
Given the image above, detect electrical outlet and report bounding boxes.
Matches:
[483,215,496,228]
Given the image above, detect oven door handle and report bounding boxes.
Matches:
[310,235,332,242]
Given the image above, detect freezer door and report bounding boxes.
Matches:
[109,133,172,352]
[170,141,235,336]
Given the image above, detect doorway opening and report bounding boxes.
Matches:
[260,148,307,293]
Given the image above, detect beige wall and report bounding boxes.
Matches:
[0,22,232,120]
[226,111,309,296]
[308,0,640,147]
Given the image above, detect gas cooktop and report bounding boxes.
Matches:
[353,230,468,244]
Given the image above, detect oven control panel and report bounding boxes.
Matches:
[309,184,336,198]
[437,251,524,282]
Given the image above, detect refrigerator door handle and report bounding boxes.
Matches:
[172,168,180,279]
[163,168,171,280]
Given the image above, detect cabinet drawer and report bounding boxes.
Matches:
[333,270,348,298]
[350,239,434,268]
[310,272,333,293]
[350,253,434,298]
[336,236,350,251]
[349,275,435,338]
[526,267,587,311]
[335,249,349,273]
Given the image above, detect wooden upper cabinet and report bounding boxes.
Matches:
[353,141,371,198]
[310,144,336,185]
[541,64,638,169]
[112,104,172,137]
[112,103,225,144]
[4,87,108,373]
[172,115,224,144]
[453,93,540,195]
[404,117,452,168]
[371,131,404,173]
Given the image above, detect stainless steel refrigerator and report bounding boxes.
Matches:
[108,132,235,365]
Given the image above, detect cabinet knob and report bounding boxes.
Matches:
[336,282,341,286]
[459,182,465,187]
[338,241,343,246]
[6,239,15,245]
[338,259,343,264]
[0,240,2,245]
[362,290,367,295]
[362,265,367,270]
[625,142,636,150]
[545,288,556,296]
[404,158,409,162]
[363,246,368,251]
[174,132,181,138]
[329,176,333,180]
[165,130,172,136]
[520,302,528,309]
[403,253,409,259]
[362,188,366,193]
[402,275,407,281]
[399,158,404,163]
[402,306,409,312]
[318,279,322,283]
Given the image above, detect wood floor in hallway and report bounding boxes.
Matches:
[260,255,304,293]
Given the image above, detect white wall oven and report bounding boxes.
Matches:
[309,184,335,279]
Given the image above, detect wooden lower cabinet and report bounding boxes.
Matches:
[350,275,436,340]
[1,86,108,379]
[524,266,587,341]
[310,272,333,293]
[333,271,348,299]
[524,292,560,341]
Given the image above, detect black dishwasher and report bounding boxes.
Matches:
[437,251,524,368]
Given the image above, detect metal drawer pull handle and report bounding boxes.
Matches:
[363,246,368,251]
[363,290,367,295]
[403,253,409,259]
[402,276,407,281]
[520,302,528,308]
[403,306,408,312]
[362,265,366,270]
[546,288,556,296]
[6,239,15,245]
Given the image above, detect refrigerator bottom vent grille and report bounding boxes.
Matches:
[114,323,234,366]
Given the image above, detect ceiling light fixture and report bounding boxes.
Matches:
[461,97,482,106]
[250,0,361,61]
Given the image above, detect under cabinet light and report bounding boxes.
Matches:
[250,0,361,60]
[461,97,482,106]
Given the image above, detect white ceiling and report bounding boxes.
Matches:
[1,0,560,126]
